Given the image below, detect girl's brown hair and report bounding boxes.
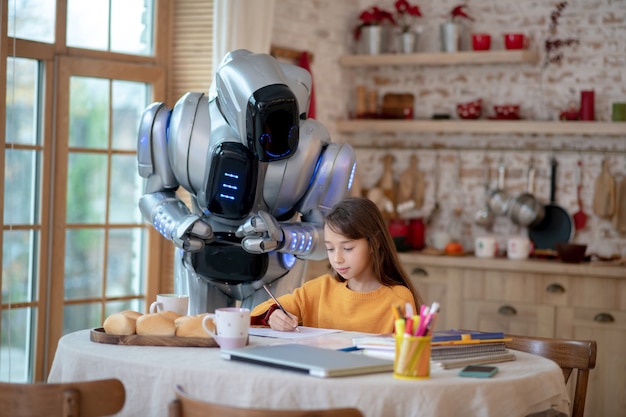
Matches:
[324,197,423,307]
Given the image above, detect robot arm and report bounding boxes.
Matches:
[137,102,214,252]
[138,191,213,251]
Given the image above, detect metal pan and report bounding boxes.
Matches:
[529,157,574,251]
[509,161,544,227]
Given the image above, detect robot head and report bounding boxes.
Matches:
[247,84,299,162]
[213,50,311,163]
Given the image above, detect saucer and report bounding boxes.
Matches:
[488,115,521,120]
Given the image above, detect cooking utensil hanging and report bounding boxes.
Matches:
[474,159,495,229]
[528,156,574,251]
[509,159,544,227]
[572,159,588,230]
[592,158,615,218]
[488,157,510,216]
[613,169,626,233]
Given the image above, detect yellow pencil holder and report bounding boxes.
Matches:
[394,335,431,380]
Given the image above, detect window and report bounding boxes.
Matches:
[0,0,204,382]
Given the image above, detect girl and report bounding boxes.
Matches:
[250,197,423,333]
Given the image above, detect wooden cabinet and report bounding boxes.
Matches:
[402,262,462,331]
[397,253,626,417]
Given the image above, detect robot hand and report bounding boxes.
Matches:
[172,214,214,252]
[236,211,283,253]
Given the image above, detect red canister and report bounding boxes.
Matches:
[580,90,595,121]
[408,218,425,250]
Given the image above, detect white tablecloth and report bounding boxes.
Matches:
[48,329,570,417]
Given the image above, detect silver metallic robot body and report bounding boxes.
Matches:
[137,50,356,313]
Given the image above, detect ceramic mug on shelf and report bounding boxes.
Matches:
[149,294,189,316]
[475,236,498,258]
[427,232,451,251]
[202,307,251,349]
[472,33,491,51]
[503,33,528,50]
[507,237,533,260]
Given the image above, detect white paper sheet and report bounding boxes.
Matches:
[249,326,342,339]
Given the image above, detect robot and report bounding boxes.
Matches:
[137,49,356,313]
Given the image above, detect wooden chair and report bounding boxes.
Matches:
[0,378,125,417]
[168,385,363,417]
[504,334,597,417]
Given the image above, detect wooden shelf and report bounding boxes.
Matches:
[339,50,540,67]
[336,119,626,136]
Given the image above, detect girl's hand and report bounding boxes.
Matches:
[268,309,299,332]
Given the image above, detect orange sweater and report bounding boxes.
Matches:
[251,274,416,334]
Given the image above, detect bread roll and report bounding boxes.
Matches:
[103,312,137,335]
[120,310,142,320]
[159,310,182,322]
[136,313,176,336]
[175,314,210,338]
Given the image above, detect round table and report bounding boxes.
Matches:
[48,329,570,417]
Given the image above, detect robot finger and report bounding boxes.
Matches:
[256,211,283,242]
[189,220,214,241]
[235,216,268,237]
[181,238,205,252]
[241,237,278,253]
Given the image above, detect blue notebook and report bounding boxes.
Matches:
[432,329,505,343]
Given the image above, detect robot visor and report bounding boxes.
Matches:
[247,84,299,162]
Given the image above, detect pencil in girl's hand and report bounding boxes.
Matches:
[262,284,299,332]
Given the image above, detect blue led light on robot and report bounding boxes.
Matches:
[304,236,313,251]
[289,231,298,250]
[224,172,239,179]
[298,236,305,251]
[348,163,356,190]
[280,253,297,269]
[222,183,237,190]
[219,193,235,200]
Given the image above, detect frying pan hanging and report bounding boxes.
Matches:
[528,157,574,251]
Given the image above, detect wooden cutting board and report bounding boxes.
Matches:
[90,327,219,347]
[613,176,626,233]
[592,159,615,217]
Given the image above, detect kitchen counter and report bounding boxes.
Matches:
[397,252,626,279]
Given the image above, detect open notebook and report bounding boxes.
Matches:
[221,344,393,378]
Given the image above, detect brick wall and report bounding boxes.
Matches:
[272,0,626,257]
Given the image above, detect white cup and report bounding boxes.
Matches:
[149,294,189,316]
[475,236,498,258]
[507,237,533,260]
[427,232,451,251]
[202,307,250,349]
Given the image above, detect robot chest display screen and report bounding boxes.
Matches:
[207,142,257,219]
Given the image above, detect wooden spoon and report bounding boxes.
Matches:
[573,160,588,230]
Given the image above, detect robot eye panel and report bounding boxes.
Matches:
[247,84,299,162]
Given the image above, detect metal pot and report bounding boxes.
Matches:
[509,162,545,227]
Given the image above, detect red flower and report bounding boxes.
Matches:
[354,6,396,40]
[394,0,422,32]
[449,5,474,21]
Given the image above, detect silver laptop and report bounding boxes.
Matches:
[221,344,393,378]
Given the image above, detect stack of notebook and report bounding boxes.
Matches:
[430,329,516,369]
[353,329,516,369]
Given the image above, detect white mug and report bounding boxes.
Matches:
[475,236,498,258]
[202,307,250,349]
[427,232,451,251]
[149,294,189,316]
[507,237,533,260]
